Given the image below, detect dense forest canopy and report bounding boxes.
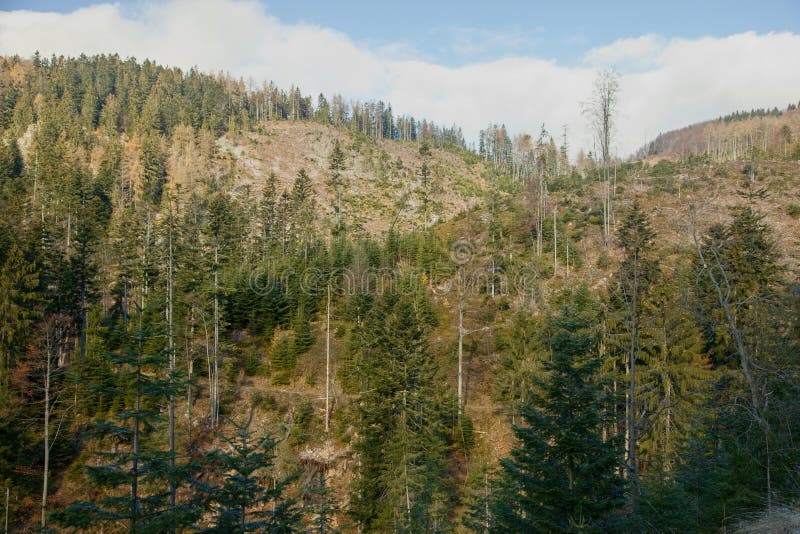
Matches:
[0,53,799,532]
[0,54,466,149]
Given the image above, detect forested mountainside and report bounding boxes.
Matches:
[0,54,799,532]
[638,102,800,161]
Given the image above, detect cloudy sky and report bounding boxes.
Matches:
[1,0,799,156]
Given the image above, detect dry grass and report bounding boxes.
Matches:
[584,159,800,276]
[217,120,486,234]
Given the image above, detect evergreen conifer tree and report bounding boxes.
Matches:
[610,200,659,496]
[472,288,626,532]
[199,411,300,533]
[52,305,200,532]
[350,288,454,532]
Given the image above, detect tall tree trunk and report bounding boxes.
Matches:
[132,309,142,533]
[167,207,176,516]
[325,284,331,433]
[41,332,52,532]
[553,208,557,274]
[212,244,220,429]
[458,299,464,415]
[186,319,194,445]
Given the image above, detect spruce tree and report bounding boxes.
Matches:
[51,305,200,532]
[692,204,793,511]
[0,136,23,184]
[270,333,295,385]
[327,139,346,235]
[494,310,547,408]
[307,472,338,533]
[473,287,626,532]
[350,288,454,532]
[637,276,709,473]
[199,411,300,533]
[0,244,39,394]
[610,200,659,496]
[289,303,314,359]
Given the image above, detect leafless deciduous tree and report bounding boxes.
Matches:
[583,70,619,247]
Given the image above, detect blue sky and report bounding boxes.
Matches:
[2,0,800,155]
[5,0,799,66]
[266,0,800,65]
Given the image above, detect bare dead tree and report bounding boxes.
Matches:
[583,70,620,248]
[39,315,67,532]
[325,284,332,433]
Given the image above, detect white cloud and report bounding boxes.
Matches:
[1,1,800,158]
[583,34,666,70]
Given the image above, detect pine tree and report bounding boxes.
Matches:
[308,472,338,533]
[289,169,315,249]
[202,190,238,428]
[269,332,295,386]
[473,287,626,532]
[260,172,278,254]
[418,142,432,225]
[639,406,738,531]
[0,136,23,184]
[494,310,547,408]
[290,303,314,359]
[140,134,167,205]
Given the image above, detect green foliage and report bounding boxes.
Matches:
[470,287,626,532]
[349,289,456,532]
[288,400,316,447]
[493,310,546,405]
[650,159,677,177]
[290,304,314,359]
[200,412,300,533]
[0,136,23,183]
[637,277,710,472]
[615,200,660,292]
[270,333,295,385]
[328,139,347,235]
[242,346,262,377]
[52,307,200,532]
[0,51,799,532]
[694,205,782,365]
[307,472,339,533]
[639,404,763,532]
[140,134,167,204]
[0,245,39,391]
[454,414,475,454]
[690,204,800,516]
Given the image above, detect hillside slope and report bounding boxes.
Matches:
[217,121,486,234]
[2,53,800,532]
[639,105,800,160]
